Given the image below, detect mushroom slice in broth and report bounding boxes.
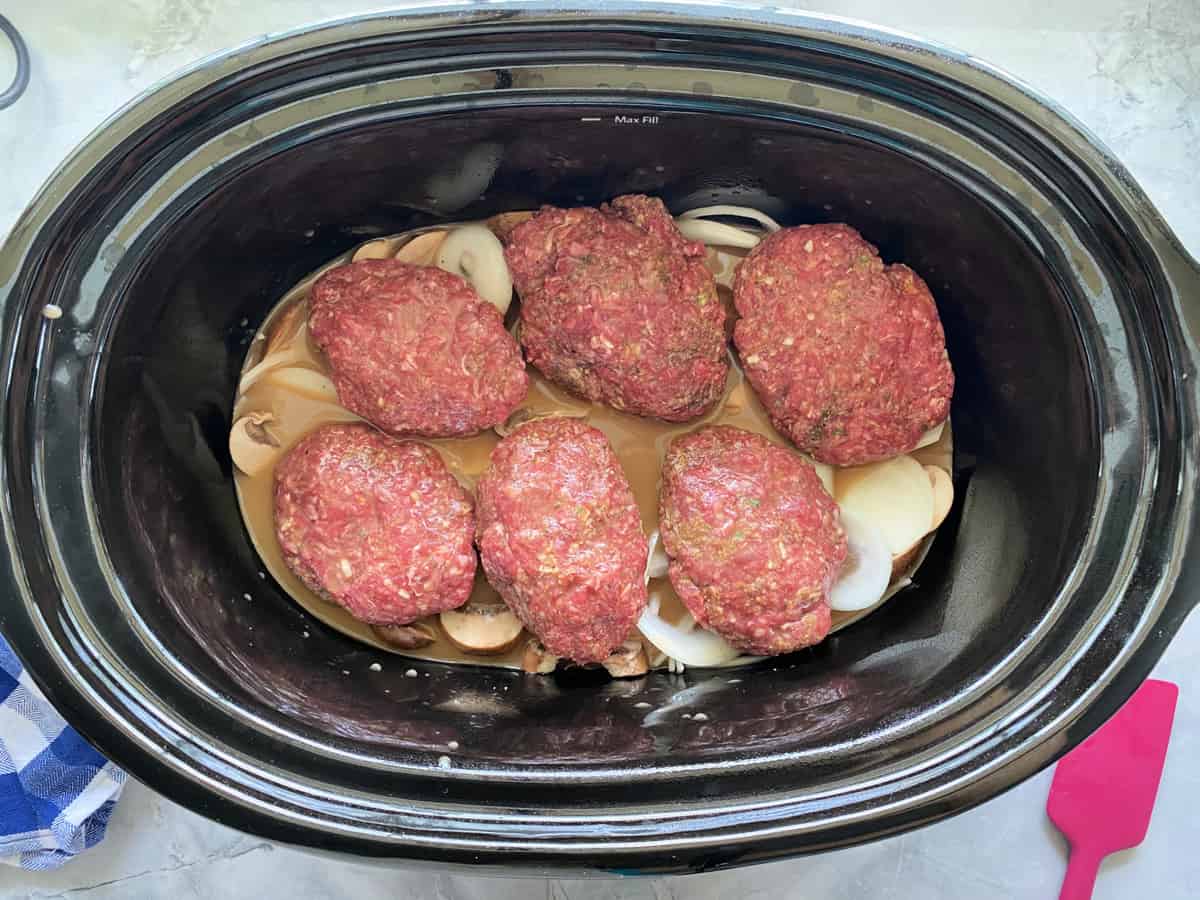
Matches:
[435,225,513,314]
[229,412,282,477]
[441,601,524,655]
[373,622,437,650]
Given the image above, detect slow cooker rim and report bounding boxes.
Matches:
[1,1,1198,869]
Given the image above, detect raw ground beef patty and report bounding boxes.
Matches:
[309,259,527,437]
[504,194,728,422]
[274,422,476,625]
[658,425,848,656]
[474,417,648,663]
[733,223,953,465]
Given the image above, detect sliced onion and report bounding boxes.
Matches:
[645,530,670,582]
[229,412,281,477]
[677,204,783,232]
[828,508,891,612]
[676,218,761,249]
[435,224,513,314]
[637,593,741,668]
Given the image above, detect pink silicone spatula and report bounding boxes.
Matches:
[1047,678,1179,900]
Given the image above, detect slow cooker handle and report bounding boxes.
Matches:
[1164,239,1200,624]
[0,15,30,111]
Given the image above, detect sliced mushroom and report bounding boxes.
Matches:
[265,366,339,404]
[229,412,282,477]
[834,455,935,560]
[373,621,437,650]
[440,601,524,655]
[352,239,396,262]
[435,224,513,314]
[600,640,649,678]
[486,210,534,241]
[677,204,783,232]
[394,230,447,266]
[676,218,762,249]
[521,638,558,674]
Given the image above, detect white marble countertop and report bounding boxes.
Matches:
[2,1,1197,897]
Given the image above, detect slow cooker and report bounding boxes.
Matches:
[1,2,1197,872]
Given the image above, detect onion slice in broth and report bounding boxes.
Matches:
[645,530,670,582]
[828,508,892,612]
[677,204,783,232]
[676,219,762,249]
[637,591,741,668]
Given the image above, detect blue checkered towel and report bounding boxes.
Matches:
[0,632,125,870]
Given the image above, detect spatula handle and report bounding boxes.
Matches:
[1059,846,1103,900]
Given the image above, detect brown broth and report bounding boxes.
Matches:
[232,225,952,671]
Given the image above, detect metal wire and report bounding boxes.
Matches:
[0,14,30,111]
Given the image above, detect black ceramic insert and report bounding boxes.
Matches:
[0,5,1196,872]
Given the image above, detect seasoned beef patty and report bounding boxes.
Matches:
[733,224,953,465]
[475,417,648,663]
[658,425,847,656]
[505,194,728,422]
[274,423,476,625]
[309,259,527,437]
